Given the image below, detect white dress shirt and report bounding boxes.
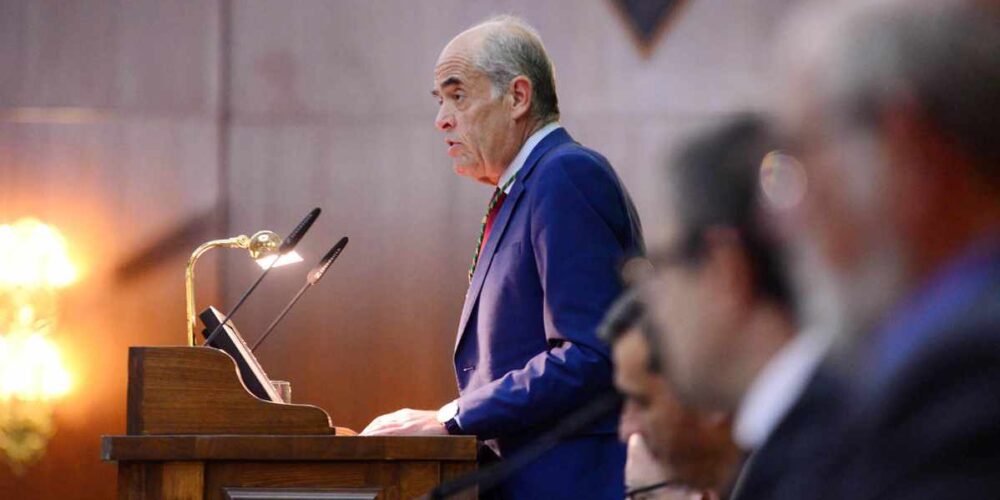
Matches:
[497,121,562,194]
[733,330,831,450]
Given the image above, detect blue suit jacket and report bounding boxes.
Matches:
[734,241,1000,500]
[452,128,643,498]
[826,241,1000,500]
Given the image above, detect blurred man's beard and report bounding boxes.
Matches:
[792,232,906,363]
[791,133,909,365]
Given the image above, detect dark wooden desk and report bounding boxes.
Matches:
[103,435,477,500]
[102,347,477,499]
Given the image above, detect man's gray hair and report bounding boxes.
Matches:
[784,0,1000,184]
[472,15,560,123]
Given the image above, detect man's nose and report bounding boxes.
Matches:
[435,106,454,132]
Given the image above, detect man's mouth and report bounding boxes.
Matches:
[446,139,462,157]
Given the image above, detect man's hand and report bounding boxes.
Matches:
[360,409,447,436]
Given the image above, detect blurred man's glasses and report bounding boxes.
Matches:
[620,235,703,286]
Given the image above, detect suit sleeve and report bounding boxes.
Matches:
[454,153,630,439]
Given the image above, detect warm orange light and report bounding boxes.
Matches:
[0,218,78,289]
[0,332,71,401]
[0,218,76,470]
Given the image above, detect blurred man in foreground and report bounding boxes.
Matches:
[363,15,643,498]
[774,0,1000,496]
[601,290,741,499]
[640,115,841,499]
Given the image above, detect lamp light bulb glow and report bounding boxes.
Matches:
[255,251,303,269]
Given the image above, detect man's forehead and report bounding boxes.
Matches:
[613,330,653,383]
[433,50,484,89]
[434,27,490,86]
[434,58,472,84]
[645,210,681,251]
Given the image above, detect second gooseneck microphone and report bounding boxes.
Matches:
[251,236,349,352]
[203,207,321,347]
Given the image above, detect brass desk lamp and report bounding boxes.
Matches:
[185,231,301,346]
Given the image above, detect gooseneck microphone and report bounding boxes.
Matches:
[251,236,349,352]
[203,207,321,347]
[278,207,321,254]
[428,391,622,499]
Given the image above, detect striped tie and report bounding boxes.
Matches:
[468,178,514,283]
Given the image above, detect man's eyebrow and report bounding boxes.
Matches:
[431,77,463,98]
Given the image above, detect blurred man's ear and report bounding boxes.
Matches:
[508,75,534,121]
[702,227,754,312]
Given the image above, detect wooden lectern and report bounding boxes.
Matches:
[102,347,477,500]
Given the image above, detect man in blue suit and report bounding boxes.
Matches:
[362,15,644,499]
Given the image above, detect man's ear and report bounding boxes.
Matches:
[508,75,533,120]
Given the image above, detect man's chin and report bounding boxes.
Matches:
[452,163,474,177]
[453,164,493,185]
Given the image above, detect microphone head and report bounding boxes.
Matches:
[279,207,321,253]
[308,236,349,285]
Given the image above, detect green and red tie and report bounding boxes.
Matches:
[469,177,515,283]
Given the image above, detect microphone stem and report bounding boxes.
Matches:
[252,280,311,352]
[203,257,279,346]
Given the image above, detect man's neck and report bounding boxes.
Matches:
[729,303,797,407]
[491,118,556,187]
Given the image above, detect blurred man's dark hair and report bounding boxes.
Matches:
[599,289,662,373]
[668,114,793,311]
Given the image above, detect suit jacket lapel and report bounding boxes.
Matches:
[454,128,574,351]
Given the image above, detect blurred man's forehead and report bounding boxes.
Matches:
[645,206,681,252]
[614,329,652,388]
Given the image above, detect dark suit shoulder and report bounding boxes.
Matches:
[527,142,627,217]
[532,142,616,186]
[842,311,1000,499]
[879,319,1000,427]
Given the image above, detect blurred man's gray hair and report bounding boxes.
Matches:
[779,0,1000,184]
[472,15,560,123]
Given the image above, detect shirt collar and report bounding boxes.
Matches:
[497,121,561,194]
[733,329,831,450]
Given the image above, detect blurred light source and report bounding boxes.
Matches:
[0,218,77,289]
[185,230,302,346]
[0,218,76,472]
[760,150,808,211]
[254,251,303,269]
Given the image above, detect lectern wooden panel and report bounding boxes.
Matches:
[103,347,477,500]
[126,347,333,435]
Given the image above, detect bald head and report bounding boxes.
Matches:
[439,15,559,123]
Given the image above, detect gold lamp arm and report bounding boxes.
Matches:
[185,236,250,346]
